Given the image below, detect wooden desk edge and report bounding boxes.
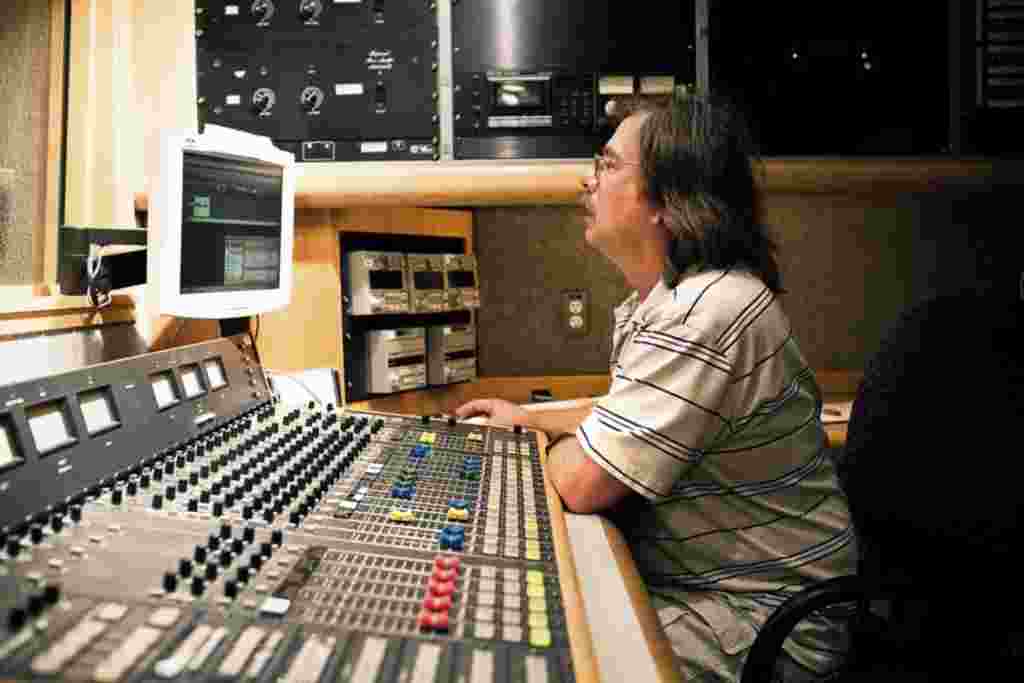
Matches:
[599,518,683,683]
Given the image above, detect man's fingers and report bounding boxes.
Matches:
[455,400,490,418]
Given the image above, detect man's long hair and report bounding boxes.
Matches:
[630,95,783,293]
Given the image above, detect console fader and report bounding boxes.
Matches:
[0,336,576,682]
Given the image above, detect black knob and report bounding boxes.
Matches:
[243,526,255,543]
[27,594,46,616]
[163,571,178,592]
[232,538,244,555]
[127,481,138,496]
[165,461,175,475]
[212,501,224,517]
[200,490,211,504]
[70,505,82,523]
[242,505,253,521]
[220,522,232,540]
[189,472,199,486]
[164,485,175,501]
[205,563,219,581]
[140,473,150,489]
[8,607,27,631]
[200,465,210,479]
[43,584,60,605]
[290,511,301,525]
[211,482,222,495]
[194,545,207,564]
[50,515,63,533]
[191,576,205,597]
[271,529,284,546]
[260,541,273,558]
[513,425,523,435]
[111,488,123,505]
[249,554,263,571]
[30,525,43,544]
[187,499,198,513]
[177,455,186,469]
[176,478,186,493]
[208,533,220,551]
[448,416,457,427]
[219,550,233,568]
[179,558,193,577]
[236,566,251,584]
[224,579,239,599]
[152,494,163,510]
[263,509,274,524]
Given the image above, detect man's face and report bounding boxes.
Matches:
[582,113,659,261]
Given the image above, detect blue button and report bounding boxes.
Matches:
[449,498,467,509]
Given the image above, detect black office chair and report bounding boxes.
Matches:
[741,290,1024,683]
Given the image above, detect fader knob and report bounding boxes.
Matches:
[43,584,61,605]
[6,538,20,558]
[194,545,208,564]
[179,558,193,578]
[152,493,163,510]
[51,515,63,533]
[127,481,137,496]
[163,571,178,592]
[191,576,205,597]
[243,526,255,543]
[111,488,123,505]
[70,505,82,522]
[224,579,239,599]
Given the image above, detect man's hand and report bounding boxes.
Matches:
[454,398,529,427]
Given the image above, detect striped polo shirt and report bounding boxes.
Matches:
[576,267,857,670]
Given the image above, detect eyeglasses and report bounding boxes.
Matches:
[593,152,641,185]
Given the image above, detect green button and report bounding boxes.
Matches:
[526,570,544,585]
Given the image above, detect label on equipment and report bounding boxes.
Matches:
[360,142,387,154]
[335,83,364,96]
[226,94,241,106]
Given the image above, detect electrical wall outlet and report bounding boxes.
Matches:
[562,289,589,336]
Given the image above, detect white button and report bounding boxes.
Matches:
[260,597,291,616]
[96,604,128,622]
[147,607,181,628]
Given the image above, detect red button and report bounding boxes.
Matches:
[434,555,461,571]
[432,567,456,582]
[423,595,453,612]
[418,610,450,631]
[429,579,455,597]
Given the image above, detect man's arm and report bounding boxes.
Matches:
[546,434,634,514]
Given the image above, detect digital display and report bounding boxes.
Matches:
[180,364,206,398]
[0,416,23,470]
[447,270,476,288]
[79,387,120,436]
[413,271,444,290]
[204,358,228,390]
[27,400,76,455]
[369,270,405,290]
[387,355,426,368]
[492,80,547,111]
[180,152,284,294]
[150,371,180,409]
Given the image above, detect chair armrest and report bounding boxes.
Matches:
[741,575,866,683]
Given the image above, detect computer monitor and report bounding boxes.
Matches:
[147,124,296,319]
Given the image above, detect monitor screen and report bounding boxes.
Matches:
[148,124,296,321]
[180,153,283,295]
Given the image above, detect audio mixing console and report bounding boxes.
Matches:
[0,336,580,683]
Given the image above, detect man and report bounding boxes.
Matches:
[456,96,857,682]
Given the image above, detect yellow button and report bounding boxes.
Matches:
[526,584,545,599]
[529,628,552,648]
[528,612,549,628]
[447,508,469,521]
[524,529,539,540]
[528,597,547,613]
[525,548,540,561]
[526,570,544,585]
[525,540,540,553]
[524,518,539,529]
